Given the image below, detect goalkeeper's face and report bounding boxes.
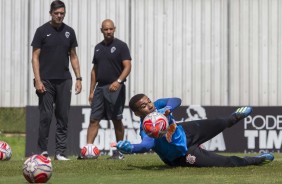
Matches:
[134,96,156,118]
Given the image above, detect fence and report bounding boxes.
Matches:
[0,0,282,132]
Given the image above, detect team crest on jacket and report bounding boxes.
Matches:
[65,31,70,38]
[186,154,196,164]
[111,46,116,53]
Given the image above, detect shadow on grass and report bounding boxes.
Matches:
[126,164,172,170]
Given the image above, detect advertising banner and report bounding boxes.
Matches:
[26,106,282,156]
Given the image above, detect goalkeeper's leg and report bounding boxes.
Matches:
[172,146,270,167]
[179,106,253,146]
[180,118,232,146]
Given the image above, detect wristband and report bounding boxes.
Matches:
[76,77,82,81]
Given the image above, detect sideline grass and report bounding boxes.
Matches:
[0,135,281,184]
[0,108,26,133]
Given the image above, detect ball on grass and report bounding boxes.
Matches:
[0,141,12,161]
[23,154,52,183]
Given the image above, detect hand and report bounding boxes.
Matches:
[35,80,46,93]
[75,80,82,95]
[158,107,171,116]
[163,109,171,116]
[166,123,177,143]
[109,81,120,92]
[117,140,133,154]
[88,92,94,105]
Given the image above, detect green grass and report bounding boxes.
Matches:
[0,135,282,184]
[0,108,26,133]
[0,134,25,160]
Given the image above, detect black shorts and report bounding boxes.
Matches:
[90,84,125,120]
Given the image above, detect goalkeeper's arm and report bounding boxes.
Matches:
[117,136,154,154]
[132,136,154,153]
[154,98,182,112]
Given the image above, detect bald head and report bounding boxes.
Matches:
[101,19,115,28]
[100,19,116,44]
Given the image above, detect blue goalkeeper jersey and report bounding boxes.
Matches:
[136,98,188,164]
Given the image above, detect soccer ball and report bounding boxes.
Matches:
[81,144,100,159]
[142,112,169,138]
[23,154,52,183]
[0,141,12,160]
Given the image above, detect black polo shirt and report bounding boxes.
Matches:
[31,22,78,79]
[92,38,131,85]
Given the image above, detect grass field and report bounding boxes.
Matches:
[0,135,281,184]
[0,108,26,133]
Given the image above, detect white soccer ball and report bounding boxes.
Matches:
[0,141,12,160]
[142,112,169,138]
[81,144,100,159]
[23,154,52,183]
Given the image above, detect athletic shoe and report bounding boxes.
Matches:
[55,154,70,161]
[107,151,124,160]
[41,151,51,161]
[231,106,253,122]
[256,153,274,165]
[77,155,84,160]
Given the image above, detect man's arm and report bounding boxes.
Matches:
[154,98,182,112]
[117,135,154,154]
[88,65,97,105]
[69,47,82,94]
[109,60,131,92]
[117,117,155,154]
[131,136,154,153]
[31,48,45,93]
[118,60,131,82]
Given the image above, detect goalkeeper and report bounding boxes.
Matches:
[116,93,274,167]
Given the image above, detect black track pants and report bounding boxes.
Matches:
[37,79,72,155]
[173,118,264,167]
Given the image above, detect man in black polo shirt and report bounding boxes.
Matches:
[31,0,82,161]
[85,19,131,160]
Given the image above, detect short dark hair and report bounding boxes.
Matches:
[129,94,146,112]
[50,0,65,13]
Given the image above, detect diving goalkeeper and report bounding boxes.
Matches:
[116,93,274,167]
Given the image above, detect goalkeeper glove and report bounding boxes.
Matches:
[117,140,133,154]
[166,122,177,142]
[158,106,171,116]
